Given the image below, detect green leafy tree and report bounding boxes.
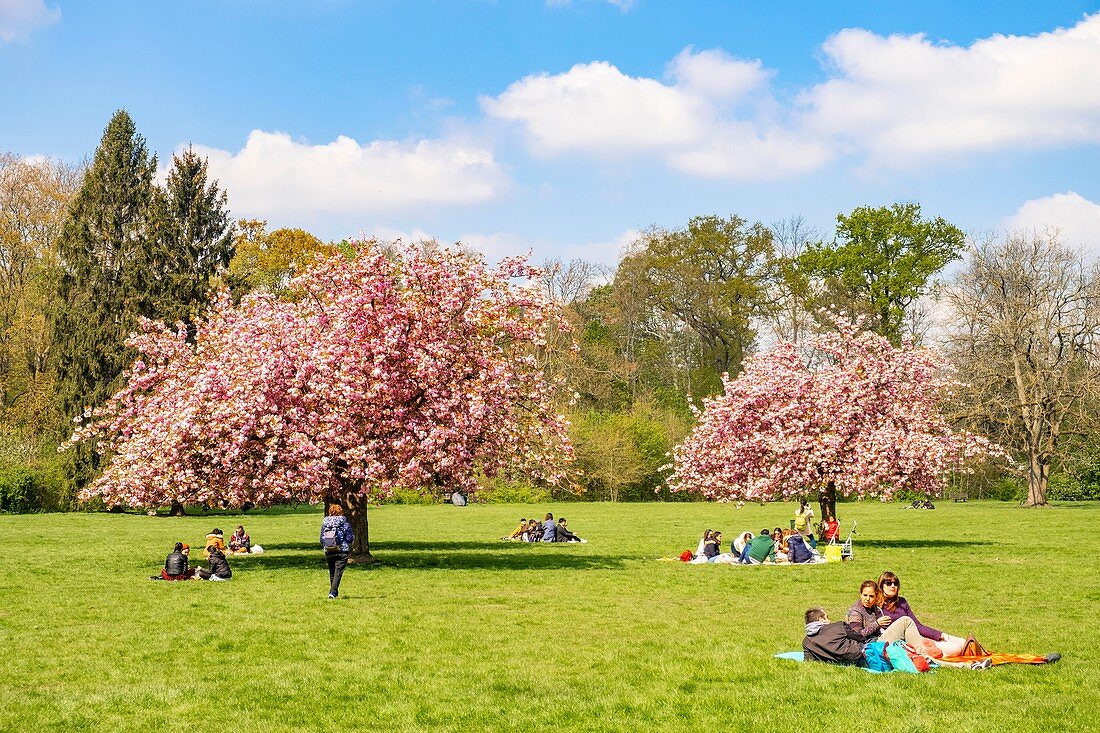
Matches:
[225,220,334,298]
[615,215,774,395]
[799,203,964,343]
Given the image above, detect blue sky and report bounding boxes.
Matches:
[4,0,1100,263]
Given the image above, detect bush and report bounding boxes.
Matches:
[977,477,1026,502]
[0,467,36,513]
[0,463,70,513]
[1047,474,1100,501]
[476,478,551,504]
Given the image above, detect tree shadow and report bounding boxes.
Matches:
[234,539,627,572]
[859,539,992,549]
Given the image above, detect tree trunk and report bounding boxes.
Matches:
[339,490,374,563]
[817,481,837,527]
[168,500,187,516]
[1025,452,1050,507]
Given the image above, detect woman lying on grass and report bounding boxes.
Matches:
[877,571,967,657]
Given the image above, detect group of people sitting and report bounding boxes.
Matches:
[683,500,843,565]
[803,571,994,670]
[150,525,260,582]
[153,540,232,581]
[202,525,257,555]
[502,513,587,543]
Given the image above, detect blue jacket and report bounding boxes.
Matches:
[788,534,814,563]
[320,515,354,553]
[541,518,556,542]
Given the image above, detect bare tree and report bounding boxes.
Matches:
[763,215,819,345]
[540,257,605,306]
[942,230,1100,506]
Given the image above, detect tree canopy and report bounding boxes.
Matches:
[799,203,964,343]
[67,242,574,551]
[668,315,1002,517]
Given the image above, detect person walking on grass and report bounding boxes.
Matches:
[321,504,354,599]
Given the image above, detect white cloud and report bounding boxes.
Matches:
[805,13,1100,164]
[546,0,635,11]
[0,0,59,43]
[481,49,830,179]
[1004,191,1100,252]
[466,228,639,267]
[191,130,506,219]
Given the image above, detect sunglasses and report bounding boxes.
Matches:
[882,580,900,587]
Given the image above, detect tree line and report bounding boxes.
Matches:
[2,109,1097,511]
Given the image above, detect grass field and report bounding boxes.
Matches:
[1,500,1097,732]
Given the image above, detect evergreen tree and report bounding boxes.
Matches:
[159,146,234,325]
[51,110,160,438]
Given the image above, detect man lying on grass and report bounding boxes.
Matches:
[802,607,991,671]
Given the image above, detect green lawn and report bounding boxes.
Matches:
[1,500,1097,732]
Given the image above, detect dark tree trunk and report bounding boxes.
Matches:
[168,500,187,516]
[818,481,837,528]
[338,489,374,563]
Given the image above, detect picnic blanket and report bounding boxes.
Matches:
[940,652,1058,666]
[777,648,1060,670]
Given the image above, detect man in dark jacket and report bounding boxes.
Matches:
[802,607,876,665]
[196,545,232,581]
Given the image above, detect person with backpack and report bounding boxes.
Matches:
[320,504,354,599]
[794,498,814,542]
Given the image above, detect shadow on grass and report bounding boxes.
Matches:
[859,539,992,549]
[235,539,627,572]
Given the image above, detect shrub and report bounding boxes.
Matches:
[1047,474,1100,501]
[476,478,551,504]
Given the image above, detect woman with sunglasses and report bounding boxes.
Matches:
[877,571,967,656]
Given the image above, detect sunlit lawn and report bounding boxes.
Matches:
[0,500,1096,732]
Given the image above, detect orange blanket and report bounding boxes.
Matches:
[941,653,1057,666]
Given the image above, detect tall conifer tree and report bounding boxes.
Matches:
[51,112,234,490]
[159,146,234,325]
[51,111,159,428]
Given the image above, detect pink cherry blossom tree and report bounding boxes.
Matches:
[66,241,574,559]
[668,316,1002,520]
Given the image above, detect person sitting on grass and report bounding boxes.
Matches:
[732,531,753,556]
[524,519,542,542]
[738,527,776,564]
[787,533,815,564]
[155,542,195,580]
[695,529,712,557]
[196,544,232,581]
[772,527,789,562]
[802,607,991,670]
[228,525,251,554]
[541,513,557,543]
[204,528,227,559]
[555,518,587,543]
[877,571,967,657]
[503,518,527,541]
